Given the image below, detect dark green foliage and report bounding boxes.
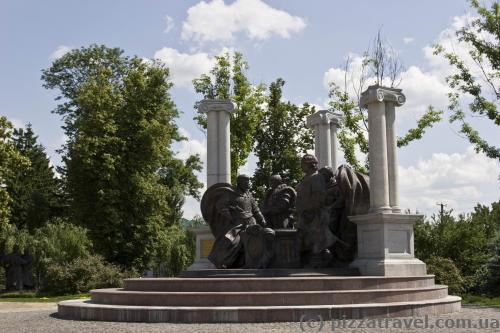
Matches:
[426,256,465,295]
[159,156,203,226]
[41,45,202,270]
[152,223,195,277]
[1,219,137,294]
[42,254,132,295]
[0,117,30,227]
[415,202,499,294]
[29,219,92,288]
[6,125,65,231]
[433,0,499,160]
[193,52,266,183]
[252,78,315,199]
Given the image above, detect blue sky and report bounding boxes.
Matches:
[1,0,498,217]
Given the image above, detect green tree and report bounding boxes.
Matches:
[193,52,266,183]
[252,78,315,199]
[41,45,203,270]
[433,0,499,160]
[414,205,494,293]
[0,117,30,228]
[5,124,65,231]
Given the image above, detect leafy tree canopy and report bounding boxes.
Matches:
[193,52,266,183]
[433,0,499,160]
[252,78,315,199]
[6,124,65,231]
[41,45,202,270]
[0,117,30,228]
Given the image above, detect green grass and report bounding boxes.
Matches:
[462,294,500,306]
[0,292,89,302]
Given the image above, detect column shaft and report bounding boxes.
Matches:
[385,102,400,212]
[330,124,338,169]
[206,111,219,187]
[318,123,331,168]
[218,110,231,184]
[199,100,234,188]
[368,101,391,212]
[314,125,321,163]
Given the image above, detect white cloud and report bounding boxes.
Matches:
[49,45,72,60]
[323,54,368,98]
[399,146,500,216]
[164,15,175,33]
[181,0,306,43]
[403,37,414,44]
[176,127,207,163]
[154,47,215,87]
[398,66,450,118]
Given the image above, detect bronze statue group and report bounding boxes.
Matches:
[201,154,370,269]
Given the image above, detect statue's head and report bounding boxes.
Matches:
[236,174,251,191]
[301,154,318,174]
[269,174,282,189]
[319,166,335,182]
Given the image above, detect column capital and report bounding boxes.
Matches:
[198,99,235,114]
[359,85,406,109]
[306,110,343,127]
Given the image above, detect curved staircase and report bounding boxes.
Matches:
[57,269,461,322]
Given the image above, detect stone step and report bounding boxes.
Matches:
[179,268,360,278]
[91,285,448,306]
[58,295,461,322]
[124,275,436,292]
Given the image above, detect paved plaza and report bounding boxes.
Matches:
[0,303,499,333]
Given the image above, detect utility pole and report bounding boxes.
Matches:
[436,202,447,220]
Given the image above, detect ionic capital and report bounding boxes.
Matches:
[198,99,235,114]
[307,110,343,127]
[359,85,406,109]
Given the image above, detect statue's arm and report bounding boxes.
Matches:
[252,198,267,227]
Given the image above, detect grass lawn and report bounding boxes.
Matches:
[462,294,500,306]
[0,292,90,302]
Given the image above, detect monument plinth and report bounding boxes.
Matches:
[57,93,460,323]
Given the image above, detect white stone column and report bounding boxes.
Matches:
[361,87,391,213]
[307,110,342,169]
[198,100,235,187]
[386,101,401,213]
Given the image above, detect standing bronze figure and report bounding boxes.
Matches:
[260,174,296,229]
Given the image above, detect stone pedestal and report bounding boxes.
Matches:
[198,100,235,187]
[186,225,215,271]
[306,110,342,168]
[349,213,426,276]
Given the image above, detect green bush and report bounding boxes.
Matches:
[28,218,92,289]
[150,224,195,277]
[42,254,135,295]
[426,256,465,295]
